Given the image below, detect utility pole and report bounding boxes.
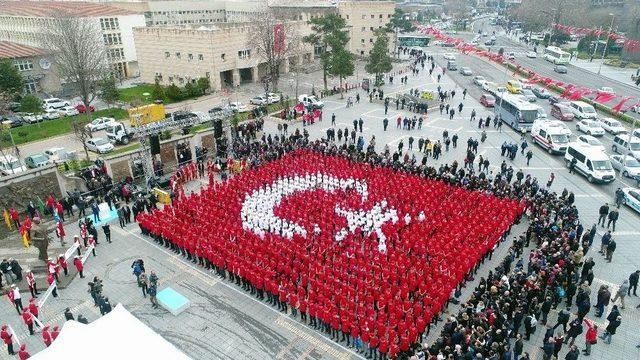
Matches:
[598,13,615,75]
[591,27,602,62]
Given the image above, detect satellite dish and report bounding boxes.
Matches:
[39,58,52,70]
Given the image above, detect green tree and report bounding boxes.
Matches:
[304,13,351,91]
[365,29,393,86]
[0,59,23,113]
[166,84,182,101]
[197,77,210,95]
[151,80,165,102]
[99,76,120,108]
[387,8,415,58]
[19,94,42,113]
[329,49,354,99]
[184,82,199,98]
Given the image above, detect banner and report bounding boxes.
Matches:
[38,281,57,308]
[273,23,285,55]
[8,324,20,346]
[81,245,94,264]
[3,209,12,231]
[64,242,80,261]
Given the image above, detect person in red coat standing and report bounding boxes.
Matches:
[1,324,15,355]
[42,325,52,347]
[28,298,39,319]
[17,344,30,360]
[51,326,60,341]
[21,310,34,335]
[25,270,39,298]
[57,254,68,277]
[74,256,84,278]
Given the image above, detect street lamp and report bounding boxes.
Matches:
[598,13,615,75]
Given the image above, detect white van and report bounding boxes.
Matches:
[531,120,571,154]
[564,143,616,183]
[0,154,27,176]
[298,94,324,109]
[568,101,597,120]
[611,135,640,160]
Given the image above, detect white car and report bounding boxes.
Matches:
[443,53,456,61]
[21,113,41,124]
[249,95,269,106]
[597,86,615,96]
[473,76,486,86]
[526,51,537,58]
[59,106,79,117]
[43,109,60,120]
[598,117,627,135]
[85,117,116,132]
[44,147,76,162]
[85,137,114,154]
[545,120,572,136]
[482,81,497,92]
[610,155,640,178]
[576,119,605,136]
[576,135,605,152]
[225,102,249,113]
[505,52,516,60]
[42,97,70,110]
[621,187,640,214]
[267,93,281,103]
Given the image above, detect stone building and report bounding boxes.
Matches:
[0,41,62,96]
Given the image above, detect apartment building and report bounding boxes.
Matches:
[337,1,396,57]
[0,1,146,78]
[140,1,264,26]
[134,21,313,91]
[0,41,62,95]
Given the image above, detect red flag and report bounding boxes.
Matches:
[273,23,285,54]
[593,93,616,103]
[561,84,574,98]
[612,97,633,113]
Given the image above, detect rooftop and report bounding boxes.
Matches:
[0,1,138,17]
[0,41,47,59]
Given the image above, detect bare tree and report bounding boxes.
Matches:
[72,120,92,161]
[41,13,110,125]
[248,6,300,92]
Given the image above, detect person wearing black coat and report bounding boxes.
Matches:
[629,270,639,296]
[565,318,583,346]
[513,334,523,359]
[564,345,580,360]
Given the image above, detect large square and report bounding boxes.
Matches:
[141,149,523,355]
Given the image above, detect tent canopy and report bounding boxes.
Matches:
[32,304,191,360]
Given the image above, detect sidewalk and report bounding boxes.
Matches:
[571,58,639,86]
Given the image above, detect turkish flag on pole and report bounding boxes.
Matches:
[612,97,633,113]
[273,23,285,54]
[593,93,616,103]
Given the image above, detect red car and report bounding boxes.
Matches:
[75,104,95,113]
[480,94,495,107]
[550,103,574,121]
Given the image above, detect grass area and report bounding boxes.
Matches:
[118,84,157,105]
[110,143,140,155]
[1,108,127,147]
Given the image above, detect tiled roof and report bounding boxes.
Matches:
[0,41,46,59]
[0,1,137,17]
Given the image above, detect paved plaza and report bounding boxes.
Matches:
[2,51,640,360]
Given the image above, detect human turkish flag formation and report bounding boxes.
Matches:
[139,150,524,355]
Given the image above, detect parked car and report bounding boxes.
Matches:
[554,65,568,74]
[611,135,640,159]
[24,153,52,169]
[620,187,640,214]
[298,94,324,109]
[532,86,550,99]
[0,154,27,176]
[598,117,627,135]
[75,104,96,113]
[569,101,597,119]
[526,51,537,58]
[21,113,43,124]
[480,93,496,107]
[550,104,575,121]
[576,135,605,152]
[225,102,249,113]
[596,86,615,96]
[267,93,281,103]
[610,155,640,178]
[521,89,537,102]
[505,52,516,60]
[473,76,486,86]
[576,119,605,136]
[85,137,114,154]
[42,98,70,110]
[1,115,23,128]
[44,147,76,162]
[85,117,116,132]
[59,106,79,117]
[460,67,473,76]
[506,80,522,94]
[443,53,456,61]
[249,95,270,105]
[43,109,61,120]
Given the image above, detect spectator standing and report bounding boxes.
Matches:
[582,319,598,355]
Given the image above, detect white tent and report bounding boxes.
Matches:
[32,304,191,360]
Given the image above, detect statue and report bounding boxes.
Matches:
[30,218,51,262]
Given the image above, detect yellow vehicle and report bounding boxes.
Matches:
[506,80,523,94]
[128,104,165,127]
[420,91,435,100]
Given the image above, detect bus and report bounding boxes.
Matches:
[494,93,542,132]
[543,46,570,65]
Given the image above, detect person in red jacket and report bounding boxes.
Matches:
[17,344,30,360]
[73,256,84,278]
[47,273,58,298]
[9,207,20,229]
[28,298,39,319]
[57,254,68,277]
[583,318,598,355]
[25,269,39,298]
[1,324,14,355]
[51,326,60,341]
[42,325,52,347]
[21,310,34,335]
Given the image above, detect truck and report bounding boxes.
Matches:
[128,104,165,127]
[106,121,135,145]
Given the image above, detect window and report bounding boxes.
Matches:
[188,53,193,60]
[370,27,374,31]
[346,15,349,19]
[221,53,226,60]
[379,14,383,18]
[24,81,37,93]
[165,51,170,58]
[370,14,374,19]
[176,52,181,59]
[14,59,33,71]
[238,49,251,59]
[360,50,365,56]
[361,39,365,44]
[361,27,366,32]
[100,17,120,30]
[370,38,373,43]
[361,14,366,19]
[103,33,122,45]
[198,54,204,61]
